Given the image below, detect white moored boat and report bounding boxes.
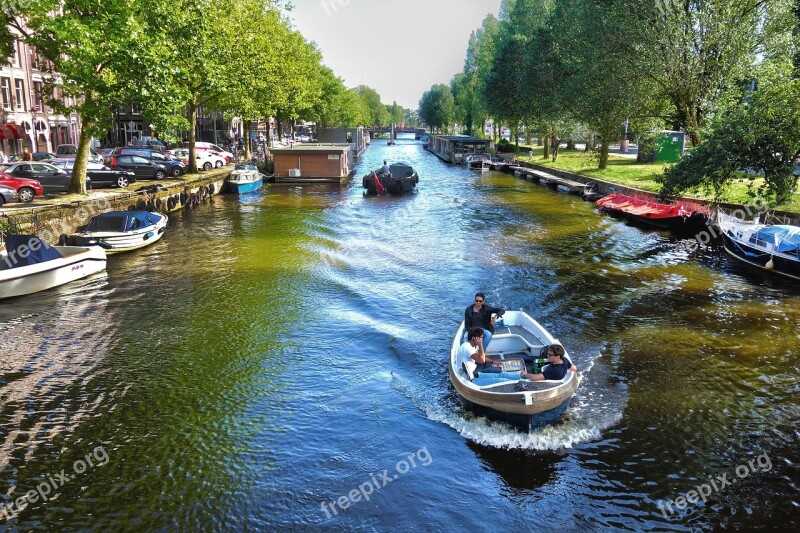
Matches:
[68,210,168,254]
[0,235,107,299]
[465,154,492,171]
[449,310,580,431]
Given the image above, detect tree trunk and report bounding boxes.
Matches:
[244,120,252,160]
[585,132,594,152]
[598,138,610,169]
[68,119,92,194]
[188,101,198,174]
[566,139,575,150]
[543,129,549,160]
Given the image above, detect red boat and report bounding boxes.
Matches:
[596,193,708,234]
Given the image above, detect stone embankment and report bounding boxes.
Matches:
[0,168,231,244]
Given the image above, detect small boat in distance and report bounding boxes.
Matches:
[466,154,491,171]
[228,164,263,193]
[717,211,800,281]
[68,211,168,254]
[0,235,107,299]
[596,193,708,235]
[449,310,580,432]
[362,162,419,195]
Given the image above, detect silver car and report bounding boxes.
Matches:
[0,184,19,206]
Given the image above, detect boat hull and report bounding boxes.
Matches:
[228,177,263,194]
[70,213,168,254]
[597,193,708,235]
[0,246,107,299]
[722,233,800,280]
[363,173,418,195]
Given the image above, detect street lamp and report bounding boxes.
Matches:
[128,120,135,146]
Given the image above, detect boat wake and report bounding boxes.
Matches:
[391,354,627,450]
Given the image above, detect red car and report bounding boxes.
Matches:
[0,171,45,202]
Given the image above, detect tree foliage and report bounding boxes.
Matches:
[418,84,455,132]
[659,61,800,203]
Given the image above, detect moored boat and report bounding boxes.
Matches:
[0,235,107,299]
[228,164,263,193]
[717,211,800,281]
[68,211,168,254]
[362,162,419,195]
[465,154,491,171]
[596,193,708,234]
[449,310,580,431]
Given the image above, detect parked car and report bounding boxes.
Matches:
[104,155,167,180]
[0,184,20,206]
[111,147,185,177]
[0,162,77,193]
[170,148,225,170]
[32,152,57,161]
[0,171,45,202]
[55,144,104,164]
[191,142,233,164]
[49,158,136,189]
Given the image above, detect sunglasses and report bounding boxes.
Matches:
[475,299,484,303]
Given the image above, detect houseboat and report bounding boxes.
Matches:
[426,135,493,164]
[271,144,355,183]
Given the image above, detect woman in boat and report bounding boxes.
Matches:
[463,292,505,350]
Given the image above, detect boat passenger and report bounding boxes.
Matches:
[457,327,503,378]
[471,345,576,386]
[521,345,576,381]
[380,160,390,176]
[462,292,505,351]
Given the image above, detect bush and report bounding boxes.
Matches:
[496,138,515,153]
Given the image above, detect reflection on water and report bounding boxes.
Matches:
[0,135,798,529]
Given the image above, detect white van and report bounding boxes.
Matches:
[189,142,233,164]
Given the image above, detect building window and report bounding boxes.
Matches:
[131,104,141,115]
[14,79,25,111]
[33,81,42,112]
[11,41,19,67]
[1,78,11,110]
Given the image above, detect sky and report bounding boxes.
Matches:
[286,0,502,110]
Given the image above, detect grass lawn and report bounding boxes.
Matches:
[512,145,800,213]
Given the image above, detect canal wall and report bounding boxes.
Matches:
[509,158,800,226]
[0,168,231,244]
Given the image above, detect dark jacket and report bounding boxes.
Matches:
[464,302,505,333]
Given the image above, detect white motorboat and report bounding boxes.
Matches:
[228,164,264,193]
[68,210,168,254]
[717,211,800,281]
[465,154,492,171]
[449,310,580,431]
[0,235,107,299]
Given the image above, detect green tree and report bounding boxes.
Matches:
[12,0,180,192]
[658,61,800,203]
[354,86,390,126]
[622,0,770,145]
[418,84,454,132]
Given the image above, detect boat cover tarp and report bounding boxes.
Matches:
[751,225,800,253]
[84,211,162,233]
[596,193,682,218]
[235,165,258,171]
[3,235,62,268]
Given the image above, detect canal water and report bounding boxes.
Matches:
[1,135,798,530]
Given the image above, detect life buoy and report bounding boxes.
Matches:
[208,183,215,194]
[155,198,162,211]
[167,197,176,210]
[180,192,188,205]
[58,233,68,245]
[128,204,136,211]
